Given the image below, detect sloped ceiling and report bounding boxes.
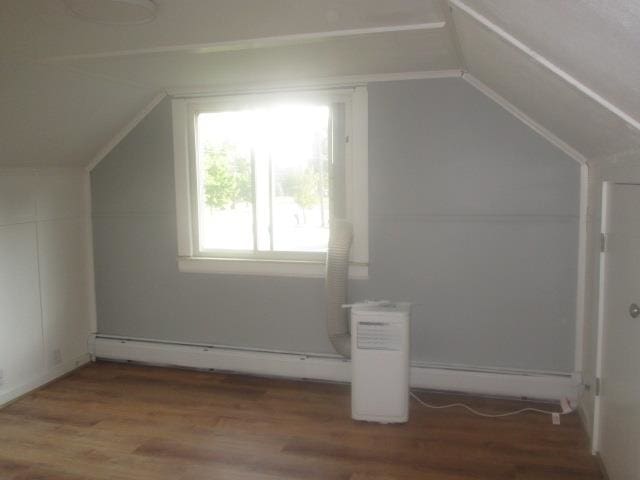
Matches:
[1,0,640,167]
[450,0,640,163]
[456,0,640,126]
[64,27,459,92]
[0,57,157,167]
[451,3,640,161]
[1,0,447,61]
[0,0,458,167]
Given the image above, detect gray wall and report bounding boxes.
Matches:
[92,78,579,373]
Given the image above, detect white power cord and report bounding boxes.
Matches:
[410,391,574,423]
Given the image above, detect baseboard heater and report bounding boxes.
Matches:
[89,334,579,401]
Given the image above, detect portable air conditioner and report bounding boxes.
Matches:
[350,302,411,423]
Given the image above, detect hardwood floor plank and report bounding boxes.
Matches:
[0,361,601,480]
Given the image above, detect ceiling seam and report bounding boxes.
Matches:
[6,51,153,92]
[39,22,447,64]
[164,70,463,98]
[0,165,86,174]
[58,63,155,91]
[6,54,158,166]
[441,0,468,72]
[593,148,640,166]
[462,73,588,165]
[449,0,640,135]
[85,91,167,172]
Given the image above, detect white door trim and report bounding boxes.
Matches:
[588,181,640,454]
[574,164,590,374]
[592,181,612,453]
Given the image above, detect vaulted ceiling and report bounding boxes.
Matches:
[2,0,639,167]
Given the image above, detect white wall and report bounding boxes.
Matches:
[580,153,640,437]
[0,168,95,406]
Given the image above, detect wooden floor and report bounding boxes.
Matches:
[0,362,601,480]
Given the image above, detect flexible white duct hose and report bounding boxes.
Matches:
[326,219,353,358]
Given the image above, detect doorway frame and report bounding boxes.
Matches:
[591,180,640,454]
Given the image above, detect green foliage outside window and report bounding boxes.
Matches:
[204,142,327,225]
[203,145,251,209]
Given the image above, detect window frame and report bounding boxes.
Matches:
[172,87,368,278]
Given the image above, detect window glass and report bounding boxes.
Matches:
[195,105,330,255]
[196,111,254,251]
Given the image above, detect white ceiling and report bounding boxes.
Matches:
[1,0,447,61]
[452,4,640,161]
[456,0,640,132]
[1,0,639,167]
[1,0,457,167]
[66,27,459,92]
[0,56,156,167]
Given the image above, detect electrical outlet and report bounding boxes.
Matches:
[52,349,62,366]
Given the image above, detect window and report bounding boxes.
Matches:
[172,88,368,277]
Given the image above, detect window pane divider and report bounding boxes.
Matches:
[268,152,274,251]
[250,148,258,252]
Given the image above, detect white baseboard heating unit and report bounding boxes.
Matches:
[350,302,411,423]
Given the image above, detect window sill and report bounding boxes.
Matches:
[177,256,369,279]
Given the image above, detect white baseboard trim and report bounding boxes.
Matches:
[410,363,578,401]
[91,336,578,401]
[0,353,91,408]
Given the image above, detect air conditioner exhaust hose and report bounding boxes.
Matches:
[326,219,353,358]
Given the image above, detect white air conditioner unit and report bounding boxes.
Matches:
[350,302,411,423]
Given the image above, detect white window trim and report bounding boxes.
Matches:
[172,87,368,278]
